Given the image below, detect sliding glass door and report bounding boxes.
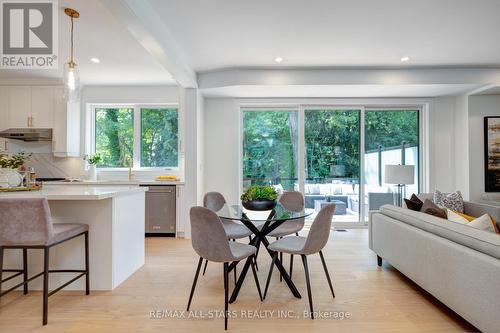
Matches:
[304,109,361,223]
[241,106,421,226]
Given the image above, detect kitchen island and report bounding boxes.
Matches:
[0,185,147,291]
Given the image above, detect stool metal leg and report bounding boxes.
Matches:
[187,257,203,311]
[23,248,28,294]
[84,231,90,295]
[42,247,49,326]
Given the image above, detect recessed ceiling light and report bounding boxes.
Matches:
[274,56,283,63]
[400,56,410,62]
[90,57,100,63]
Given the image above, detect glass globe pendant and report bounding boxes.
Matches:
[64,8,80,101]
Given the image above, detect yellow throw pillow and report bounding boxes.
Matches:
[447,209,499,234]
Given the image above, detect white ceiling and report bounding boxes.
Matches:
[149,0,500,71]
[0,0,176,85]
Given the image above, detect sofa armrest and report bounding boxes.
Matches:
[464,201,500,230]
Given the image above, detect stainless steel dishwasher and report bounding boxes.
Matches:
[142,185,176,236]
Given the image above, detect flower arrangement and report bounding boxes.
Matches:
[0,152,32,169]
[241,185,278,202]
[84,153,102,165]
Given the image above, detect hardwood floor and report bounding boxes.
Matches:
[0,229,478,332]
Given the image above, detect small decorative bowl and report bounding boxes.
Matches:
[242,199,277,211]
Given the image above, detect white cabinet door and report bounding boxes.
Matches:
[31,86,54,128]
[8,86,31,128]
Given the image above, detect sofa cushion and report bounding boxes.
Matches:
[434,190,464,213]
[404,194,423,211]
[421,199,447,219]
[380,205,500,260]
[447,209,500,234]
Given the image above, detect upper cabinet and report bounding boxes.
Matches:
[0,85,80,157]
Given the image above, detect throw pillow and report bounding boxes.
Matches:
[434,190,464,213]
[447,209,500,234]
[421,199,447,219]
[404,194,423,211]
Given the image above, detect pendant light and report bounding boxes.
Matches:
[64,8,80,101]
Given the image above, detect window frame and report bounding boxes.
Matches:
[87,103,180,171]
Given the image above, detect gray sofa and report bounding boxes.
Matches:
[369,195,500,332]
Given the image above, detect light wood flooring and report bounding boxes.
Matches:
[0,229,478,332]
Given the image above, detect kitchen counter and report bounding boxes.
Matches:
[42,180,184,186]
[1,184,146,291]
[0,185,147,200]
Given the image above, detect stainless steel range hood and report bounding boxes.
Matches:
[0,128,53,142]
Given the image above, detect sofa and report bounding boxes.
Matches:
[369,194,500,332]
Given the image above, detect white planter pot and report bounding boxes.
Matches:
[88,165,97,181]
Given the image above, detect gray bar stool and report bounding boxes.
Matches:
[263,204,336,319]
[202,192,253,277]
[0,198,89,325]
[187,206,261,330]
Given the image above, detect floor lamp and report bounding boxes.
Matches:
[384,165,415,207]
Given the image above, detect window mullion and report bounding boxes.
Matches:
[133,106,141,169]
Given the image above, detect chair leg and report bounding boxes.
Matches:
[296,232,299,236]
[0,247,3,294]
[223,262,229,330]
[301,255,314,320]
[289,254,293,280]
[254,242,260,271]
[84,232,90,295]
[279,251,283,282]
[233,262,237,283]
[187,257,203,311]
[250,255,262,301]
[202,259,208,275]
[263,252,277,299]
[319,251,335,298]
[42,247,50,326]
[23,248,28,295]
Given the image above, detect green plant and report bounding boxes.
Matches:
[0,152,31,169]
[240,185,278,202]
[84,153,102,165]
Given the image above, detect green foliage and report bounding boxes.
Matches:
[365,110,418,151]
[240,185,278,202]
[141,108,178,167]
[95,108,134,168]
[0,152,31,169]
[84,153,102,165]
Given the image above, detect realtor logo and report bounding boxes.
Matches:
[1,0,58,69]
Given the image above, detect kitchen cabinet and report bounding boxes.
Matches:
[0,85,80,156]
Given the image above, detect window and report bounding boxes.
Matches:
[92,105,179,169]
[242,109,298,191]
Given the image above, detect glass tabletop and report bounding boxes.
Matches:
[215,202,312,222]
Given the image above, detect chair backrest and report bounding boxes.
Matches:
[203,192,226,211]
[302,204,336,255]
[279,191,304,212]
[190,206,234,262]
[0,198,54,246]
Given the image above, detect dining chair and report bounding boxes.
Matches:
[0,198,89,325]
[257,191,305,281]
[263,204,336,319]
[187,206,262,330]
[202,192,253,277]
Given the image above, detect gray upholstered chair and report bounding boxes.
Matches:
[187,206,261,330]
[263,204,336,319]
[258,191,305,281]
[0,198,89,325]
[202,192,253,276]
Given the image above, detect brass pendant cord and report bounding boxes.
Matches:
[70,16,74,64]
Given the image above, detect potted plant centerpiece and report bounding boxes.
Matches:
[0,152,32,188]
[240,185,278,211]
[84,153,102,181]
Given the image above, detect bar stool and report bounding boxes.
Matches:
[0,198,89,325]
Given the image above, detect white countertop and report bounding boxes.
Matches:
[42,180,184,186]
[0,185,147,200]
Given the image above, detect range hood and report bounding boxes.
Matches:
[0,128,53,142]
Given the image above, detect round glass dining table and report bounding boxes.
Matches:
[213,202,312,303]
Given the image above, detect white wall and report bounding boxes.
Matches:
[203,97,460,204]
[454,94,470,199]
[468,95,500,201]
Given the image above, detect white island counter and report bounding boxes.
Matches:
[1,185,147,291]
